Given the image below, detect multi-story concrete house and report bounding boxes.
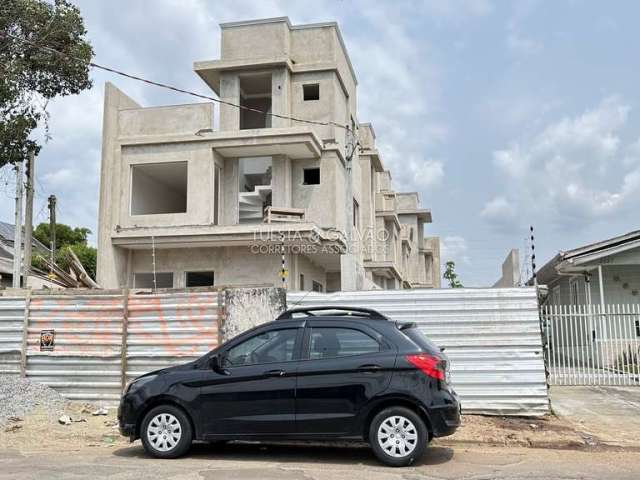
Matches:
[97,17,440,291]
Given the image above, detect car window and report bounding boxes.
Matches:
[309,327,380,360]
[224,329,297,367]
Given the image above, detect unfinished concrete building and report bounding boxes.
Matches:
[97,17,441,291]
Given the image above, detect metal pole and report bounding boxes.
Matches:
[48,195,57,273]
[23,150,35,281]
[12,161,24,288]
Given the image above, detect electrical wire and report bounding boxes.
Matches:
[2,32,356,134]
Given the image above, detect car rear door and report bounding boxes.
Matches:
[197,323,303,437]
[295,319,396,436]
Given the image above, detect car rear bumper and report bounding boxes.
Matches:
[428,391,461,437]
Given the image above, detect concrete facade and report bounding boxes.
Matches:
[493,249,521,288]
[97,17,439,292]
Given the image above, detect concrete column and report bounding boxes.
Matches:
[271,155,291,207]
[219,74,240,131]
[271,68,290,129]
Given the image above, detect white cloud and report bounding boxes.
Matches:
[440,235,470,265]
[482,96,640,233]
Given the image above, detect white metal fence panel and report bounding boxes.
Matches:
[25,294,125,402]
[542,304,640,386]
[125,291,220,384]
[288,288,548,416]
[0,296,26,375]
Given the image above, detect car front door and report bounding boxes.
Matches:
[197,324,302,438]
[295,320,396,436]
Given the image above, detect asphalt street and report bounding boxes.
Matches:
[2,441,640,480]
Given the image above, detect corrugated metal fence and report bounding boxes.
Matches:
[2,287,548,415]
[288,288,549,416]
[0,296,26,375]
[0,290,220,403]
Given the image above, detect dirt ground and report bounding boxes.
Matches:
[0,400,627,455]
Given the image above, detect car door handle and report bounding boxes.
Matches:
[264,369,286,377]
[357,364,382,373]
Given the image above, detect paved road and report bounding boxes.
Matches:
[2,441,640,480]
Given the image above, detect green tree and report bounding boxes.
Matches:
[0,0,93,166]
[443,260,463,288]
[32,222,96,279]
[33,222,90,247]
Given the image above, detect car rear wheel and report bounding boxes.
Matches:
[369,406,428,467]
[141,405,193,459]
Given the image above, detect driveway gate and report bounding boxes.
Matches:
[541,304,640,386]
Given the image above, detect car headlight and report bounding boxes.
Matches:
[125,375,158,393]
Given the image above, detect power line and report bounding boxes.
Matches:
[2,32,355,134]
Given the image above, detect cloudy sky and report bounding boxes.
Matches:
[1,0,639,286]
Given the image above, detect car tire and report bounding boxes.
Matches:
[369,406,428,467]
[140,405,193,459]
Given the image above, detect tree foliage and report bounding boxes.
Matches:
[443,260,463,288]
[32,222,96,279]
[0,0,93,167]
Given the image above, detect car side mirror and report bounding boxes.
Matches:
[209,354,229,375]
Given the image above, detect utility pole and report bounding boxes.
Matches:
[23,150,36,281]
[48,195,57,273]
[12,161,24,288]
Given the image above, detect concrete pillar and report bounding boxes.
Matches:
[219,74,240,131]
[222,287,287,342]
[271,155,291,207]
[271,67,290,129]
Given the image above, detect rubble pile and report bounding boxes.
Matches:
[0,375,66,426]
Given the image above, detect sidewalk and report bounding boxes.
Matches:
[549,386,640,448]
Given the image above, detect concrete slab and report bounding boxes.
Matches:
[550,386,640,446]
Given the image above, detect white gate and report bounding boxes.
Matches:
[542,304,640,386]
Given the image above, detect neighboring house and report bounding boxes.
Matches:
[0,221,62,289]
[97,17,440,292]
[537,229,640,307]
[492,249,521,288]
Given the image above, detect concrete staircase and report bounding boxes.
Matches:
[239,185,272,223]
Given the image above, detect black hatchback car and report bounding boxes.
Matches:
[118,306,460,467]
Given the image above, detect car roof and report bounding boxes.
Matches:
[276,306,389,321]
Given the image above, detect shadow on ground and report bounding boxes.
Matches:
[113,441,455,467]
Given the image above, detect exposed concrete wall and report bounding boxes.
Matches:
[222,287,287,342]
[493,249,521,288]
[290,253,327,291]
[129,246,283,289]
[97,83,141,288]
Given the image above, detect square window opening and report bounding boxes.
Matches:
[240,73,272,129]
[303,168,320,185]
[312,280,323,292]
[303,83,320,101]
[186,271,214,287]
[131,162,187,215]
[133,272,173,289]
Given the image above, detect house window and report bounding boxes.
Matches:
[240,73,272,129]
[133,272,173,289]
[299,273,305,290]
[635,320,640,337]
[312,280,323,292]
[303,83,320,101]
[353,198,360,229]
[186,271,214,287]
[303,168,320,185]
[131,162,187,215]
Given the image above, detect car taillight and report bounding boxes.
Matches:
[406,354,445,381]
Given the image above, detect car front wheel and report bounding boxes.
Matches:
[369,406,428,467]
[140,405,193,459]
